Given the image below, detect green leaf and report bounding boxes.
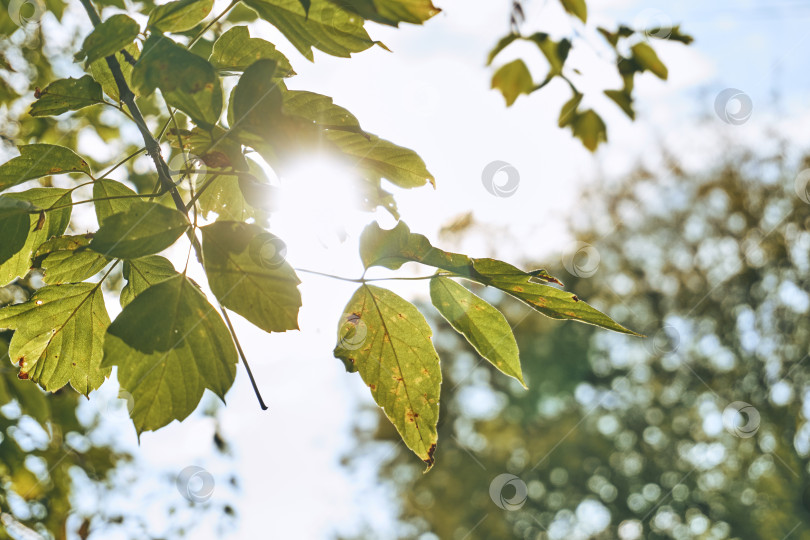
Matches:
[198,175,262,221]
[334,284,440,468]
[0,144,91,191]
[360,220,476,275]
[471,258,639,335]
[430,276,525,387]
[558,91,583,127]
[491,59,534,107]
[209,25,294,76]
[560,0,587,22]
[147,0,214,33]
[282,90,365,134]
[75,14,140,65]
[90,201,189,259]
[35,235,110,285]
[230,59,284,132]
[0,188,72,287]
[120,255,178,307]
[132,33,223,127]
[103,274,238,433]
[526,33,570,76]
[326,131,434,188]
[631,42,668,80]
[332,0,440,26]
[201,221,301,332]
[0,283,111,395]
[604,89,635,120]
[29,76,105,117]
[242,0,377,60]
[92,179,139,225]
[487,33,519,65]
[88,44,138,102]
[571,109,607,151]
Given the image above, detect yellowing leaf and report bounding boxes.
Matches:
[29,76,104,117]
[560,0,587,23]
[0,283,111,395]
[631,42,668,80]
[0,145,91,191]
[334,284,440,468]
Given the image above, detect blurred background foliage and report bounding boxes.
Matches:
[345,132,810,539]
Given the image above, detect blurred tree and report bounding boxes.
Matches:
[348,132,810,540]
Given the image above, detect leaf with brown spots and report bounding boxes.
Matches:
[334,284,441,468]
[0,283,111,395]
[0,145,92,191]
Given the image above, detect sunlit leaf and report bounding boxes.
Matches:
[487,33,519,65]
[571,109,607,151]
[147,0,214,33]
[209,25,294,76]
[103,274,237,433]
[631,42,668,80]
[0,283,111,395]
[0,189,72,287]
[120,255,178,307]
[36,235,110,284]
[92,179,139,225]
[0,145,91,191]
[604,89,635,120]
[75,14,140,65]
[202,221,301,332]
[326,131,434,188]
[334,284,440,468]
[88,44,139,102]
[90,201,189,259]
[430,276,525,387]
[242,0,377,60]
[29,76,105,117]
[331,0,440,26]
[471,258,639,335]
[559,0,587,23]
[282,90,365,134]
[491,59,533,107]
[132,33,223,127]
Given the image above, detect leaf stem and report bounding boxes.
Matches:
[219,306,268,411]
[188,0,240,49]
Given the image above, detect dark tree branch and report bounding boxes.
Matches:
[79,0,268,412]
